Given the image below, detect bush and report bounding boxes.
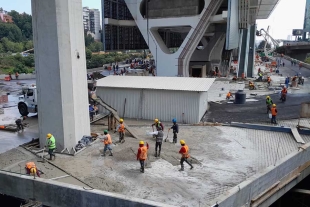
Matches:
[13,63,28,73]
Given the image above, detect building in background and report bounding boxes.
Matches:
[83,7,101,41]
[303,0,310,40]
[0,8,13,23]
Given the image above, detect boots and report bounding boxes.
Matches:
[190,165,194,170]
[49,154,53,160]
[179,166,184,171]
[140,167,144,173]
[158,150,161,158]
[155,151,158,157]
[109,151,113,156]
[101,153,106,157]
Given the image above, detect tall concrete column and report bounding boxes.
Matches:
[246,25,256,77]
[32,0,90,151]
[237,28,248,77]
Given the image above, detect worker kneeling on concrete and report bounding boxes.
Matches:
[25,162,40,178]
[117,119,125,143]
[179,140,193,171]
[15,116,26,131]
[101,130,113,156]
[137,141,149,173]
[45,133,56,160]
[226,91,233,100]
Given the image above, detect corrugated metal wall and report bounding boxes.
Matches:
[198,92,208,121]
[96,87,205,123]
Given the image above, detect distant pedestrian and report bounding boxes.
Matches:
[285,76,289,88]
[8,72,12,80]
[117,118,125,143]
[282,62,285,67]
[46,133,56,160]
[101,130,113,156]
[15,72,19,79]
[154,126,164,158]
[89,104,95,121]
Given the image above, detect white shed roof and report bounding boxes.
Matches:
[97,76,215,92]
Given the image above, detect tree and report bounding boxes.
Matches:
[8,10,33,40]
[23,55,35,67]
[85,48,92,60]
[258,40,271,49]
[85,34,95,47]
[24,40,33,50]
[0,43,4,53]
[0,23,23,42]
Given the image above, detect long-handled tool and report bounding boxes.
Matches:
[165,130,169,142]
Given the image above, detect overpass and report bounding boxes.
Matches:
[277,41,310,61]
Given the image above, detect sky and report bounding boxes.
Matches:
[0,0,307,40]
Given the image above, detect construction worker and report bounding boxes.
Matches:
[25,162,40,178]
[179,140,193,171]
[280,86,287,101]
[266,96,273,114]
[117,118,125,143]
[137,141,149,173]
[15,116,26,131]
[152,118,164,131]
[249,81,255,90]
[101,130,113,156]
[45,133,56,160]
[271,104,277,124]
[226,91,233,100]
[154,126,164,157]
[267,76,271,87]
[168,118,179,143]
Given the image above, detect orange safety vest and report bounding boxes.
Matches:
[271,108,277,116]
[26,162,36,170]
[267,77,271,82]
[139,146,147,160]
[226,92,231,98]
[103,134,112,145]
[181,145,190,158]
[118,123,125,132]
[282,89,287,94]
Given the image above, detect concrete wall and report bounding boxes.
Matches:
[213,141,310,207]
[147,0,201,18]
[0,171,176,207]
[96,87,203,123]
[0,74,36,80]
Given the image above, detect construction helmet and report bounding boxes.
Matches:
[104,130,108,135]
[154,118,159,123]
[172,118,177,123]
[266,96,270,99]
[273,104,276,107]
[120,118,124,123]
[139,141,144,145]
[180,140,185,145]
[30,167,36,175]
[46,133,52,138]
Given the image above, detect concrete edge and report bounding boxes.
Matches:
[0,170,177,207]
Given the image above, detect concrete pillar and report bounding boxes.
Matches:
[237,28,248,77]
[32,0,90,151]
[246,25,256,77]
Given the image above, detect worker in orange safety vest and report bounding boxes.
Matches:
[137,141,149,173]
[271,104,278,124]
[179,140,193,171]
[25,162,41,178]
[101,130,113,156]
[117,118,126,143]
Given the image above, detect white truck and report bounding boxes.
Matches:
[18,81,97,116]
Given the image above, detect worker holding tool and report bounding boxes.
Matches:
[168,118,179,143]
[101,130,113,156]
[271,104,278,124]
[152,118,164,131]
[266,96,273,114]
[25,162,41,178]
[179,140,193,171]
[116,118,125,143]
[45,133,56,160]
[137,141,149,173]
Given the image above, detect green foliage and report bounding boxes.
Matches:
[8,10,32,40]
[1,37,24,53]
[88,41,102,52]
[85,34,95,47]
[85,48,92,60]
[305,57,310,64]
[13,63,27,73]
[0,23,23,42]
[22,55,35,67]
[24,40,33,50]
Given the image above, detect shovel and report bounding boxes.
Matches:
[165,130,169,142]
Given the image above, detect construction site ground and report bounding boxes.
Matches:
[1,57,310,206]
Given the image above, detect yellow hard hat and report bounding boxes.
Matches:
[46,133,52,138]
[273,104,276,107]
[180,140,185,145]
[120,118,124,122]
[30,168,36,175]
[266,96,270,99]
[154,119,159,123]
[139,141,144,145]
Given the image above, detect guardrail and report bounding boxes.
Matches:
[0,74,36,80]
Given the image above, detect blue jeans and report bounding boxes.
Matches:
[104,144,112,152]
[271,115,277,124]
[285,83,289,88]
